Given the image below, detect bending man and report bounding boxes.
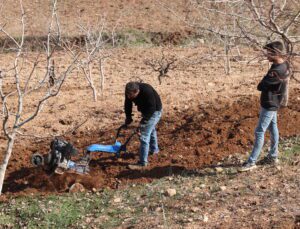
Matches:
[124,82,162,170]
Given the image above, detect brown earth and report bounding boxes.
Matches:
[0,46,300,196]
[2,87,300,195]
[0,0,190,37]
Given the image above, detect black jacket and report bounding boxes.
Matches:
[125,83,162,122]
[258,62,289,111]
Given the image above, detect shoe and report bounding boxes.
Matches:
[258,156,279,165]
[149,151,159,156]
[238,162,257,172]
[127,163,147,170]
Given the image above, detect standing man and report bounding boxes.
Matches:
[124,81,162,170]
[240,41,290,172]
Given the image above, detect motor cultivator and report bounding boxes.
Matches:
[31,125,137,175]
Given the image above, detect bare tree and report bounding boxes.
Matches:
[144,49,177,84]
[64,20,115,101]
[159,0,300,77]
[0,0,79,195]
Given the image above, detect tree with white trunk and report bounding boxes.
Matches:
[0,0,80,195]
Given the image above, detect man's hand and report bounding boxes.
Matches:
[136,127,141,136]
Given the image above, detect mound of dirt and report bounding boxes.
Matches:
[2,89,300,195]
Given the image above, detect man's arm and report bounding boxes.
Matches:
[257,70,281,92]
[124,97,133,123]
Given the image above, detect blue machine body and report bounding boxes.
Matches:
[84,125,137,158]
[86,141,122,154]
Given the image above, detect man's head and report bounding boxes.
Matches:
[263,41,284,63]
[125,82,140,100]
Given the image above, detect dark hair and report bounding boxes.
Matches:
[125,82,139,94]
[263,41,284,54]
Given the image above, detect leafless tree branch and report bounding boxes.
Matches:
[144,49,177,84]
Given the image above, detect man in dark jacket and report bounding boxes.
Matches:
[240,41,289,172]
[124,82,162,169]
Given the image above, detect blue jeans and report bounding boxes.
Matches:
[139,110,162,165]
[247,107,279,164]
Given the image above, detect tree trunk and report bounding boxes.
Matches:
[224,42,231,75]
[99,59,105,96]
[0,132,16,195]
[281,78,290,107]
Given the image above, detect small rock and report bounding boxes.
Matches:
[143,207,148,213]
[280,207,287,212]
[200,184,206,188]
[215,167,224,173]
[203,215,209,222]
[194,187,201,192]
[43,124,51,129]
[197,38,205,44]
[165,188,177,197]
[85,217,92,223]
[204,168,215,174]
[155,207,162,212]
[191,207,200,212]
[69,183,85,193]
[275,165,282,171]
[117,158,123,162]
[113,197,122,203]
[220,186,227,191]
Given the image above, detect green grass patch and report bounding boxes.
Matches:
[0,214,16,227]
[280,137,300,163]
[0,191,115,228]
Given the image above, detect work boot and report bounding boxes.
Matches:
[127,162,147,170]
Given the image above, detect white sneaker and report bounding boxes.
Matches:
[239,163,257,172]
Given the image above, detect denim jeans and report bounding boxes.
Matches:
[247,107,279,164]
[139,110,162,165]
